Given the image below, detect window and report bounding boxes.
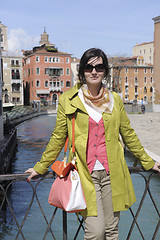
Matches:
[135,86,138,93]
[144,76,147,84]
[150,77,153,83]
[125,77,128,83]
[61,81,64,87]
[66,57,70,63]
[76,64,79,72]
[144,49,145,54]
[144,68,147,73]
[12,83,20,92]
[36,68,40,75]
[135,77,138,84]
[36,56,40,62]
[144,96,147,102]
[45,81,48,87]
[125,68,128,73]
[56,57,60,63]
[49,57,52,62]
[36,80,40,87]
[150,87,153,93]
[53,57,55,62]
[46,68,64,76]
[53,81,56,87]
[66,81,70,87]
[12,69,20,79]
[125,86,128,93]
[135,68,138,73]
[150,68,153,74]
[66,68,70,75]
[45,57,48,62]
[144,87,147,93]
[45,68,49,75]
[57,82,60,87]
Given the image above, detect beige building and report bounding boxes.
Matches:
[2,52,24,106]
[133,42,154,65]
[152,16,160,112]
[0,22,8,52]
[71,57,79,86]
[0,22,24,106]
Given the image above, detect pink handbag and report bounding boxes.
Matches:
[48,114,87,212]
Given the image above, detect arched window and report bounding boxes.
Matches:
[144,87,147,93]
[66,81,70,87]
[150,87,153,93]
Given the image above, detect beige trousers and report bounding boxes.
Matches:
[84,170,120,240]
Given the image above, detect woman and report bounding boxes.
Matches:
[26,48,160,240]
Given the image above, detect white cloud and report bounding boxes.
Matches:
[8,28,39,52]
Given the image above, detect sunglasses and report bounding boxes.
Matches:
[84,64,105,73]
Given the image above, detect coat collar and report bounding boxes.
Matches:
[66,83,88,114]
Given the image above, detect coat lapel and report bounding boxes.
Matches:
[65,83,88,114]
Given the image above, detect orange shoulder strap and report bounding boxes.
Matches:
[64,113,75,153]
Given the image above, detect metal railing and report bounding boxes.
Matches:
[0,167,159,240]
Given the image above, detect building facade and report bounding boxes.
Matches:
[2,53,24,106]
[133,42,154,65]
[23,30,72,105]
[109,57,154,104]
[0,22,23,107]
[152,16,160,112]
[71,57,79,86]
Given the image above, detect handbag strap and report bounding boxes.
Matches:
[64,113,75,154]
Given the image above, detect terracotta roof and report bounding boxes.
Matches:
[134,41,154,47]
[23,46,71,57]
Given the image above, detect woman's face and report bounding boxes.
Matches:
[84,57,105,87]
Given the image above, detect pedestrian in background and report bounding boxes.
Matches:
[25,48,160,240]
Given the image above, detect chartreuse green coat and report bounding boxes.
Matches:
[34,83,155,217]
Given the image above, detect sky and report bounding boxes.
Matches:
[0,0,160,59]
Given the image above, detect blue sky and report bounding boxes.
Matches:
[0,0,160,58]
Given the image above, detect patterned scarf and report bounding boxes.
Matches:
[81,84,114,113]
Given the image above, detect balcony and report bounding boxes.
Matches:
[11,63,20,67]
[11,79,21,84]
[0,168,159,240]
[49,86,61,92]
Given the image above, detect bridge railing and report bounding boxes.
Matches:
[0,167,159,240]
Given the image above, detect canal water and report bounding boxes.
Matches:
[0,114,160,240]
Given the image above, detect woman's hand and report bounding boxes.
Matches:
[25,168,39,181]
[152,162,160,173]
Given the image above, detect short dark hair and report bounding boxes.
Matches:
[78,48,109,84]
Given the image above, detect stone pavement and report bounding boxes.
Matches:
[127,112,160,162]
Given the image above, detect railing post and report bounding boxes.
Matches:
[63,210,67,240]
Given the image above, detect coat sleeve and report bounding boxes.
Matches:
[33,95,68,175]
[117,94,155,171]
